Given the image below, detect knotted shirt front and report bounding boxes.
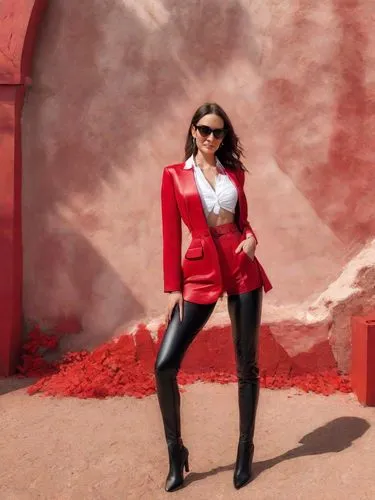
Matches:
[184,155,238,218]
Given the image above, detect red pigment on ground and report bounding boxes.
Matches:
[17,325,352,399]
[17,327,59,378]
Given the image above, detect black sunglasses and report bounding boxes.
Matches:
[194,125,227,140]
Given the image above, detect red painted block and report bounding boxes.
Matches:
[351,314,375,406]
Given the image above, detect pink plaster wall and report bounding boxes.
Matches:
[22,1,375,361]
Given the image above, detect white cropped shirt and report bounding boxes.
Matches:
[184,155,238,218]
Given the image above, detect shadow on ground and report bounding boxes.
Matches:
[0,377,37,396]
[184,416,370,487]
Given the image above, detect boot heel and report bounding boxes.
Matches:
[165,444,189,492]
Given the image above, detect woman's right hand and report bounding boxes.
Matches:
[166,291,183,324]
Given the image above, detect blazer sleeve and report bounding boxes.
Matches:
[237,168,258,244]
[161,167,182,292]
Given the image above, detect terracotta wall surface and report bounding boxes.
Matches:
[21,0,375,364]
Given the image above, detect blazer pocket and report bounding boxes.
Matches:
[185,245,203,260]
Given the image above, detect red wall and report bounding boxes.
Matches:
[0,0,47,375]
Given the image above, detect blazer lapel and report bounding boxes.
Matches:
[176,166,209,233]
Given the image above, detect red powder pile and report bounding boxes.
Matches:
[17,327,59,378]
[19,326,156,398]
[17,325,352,399]
[259,371,352,396]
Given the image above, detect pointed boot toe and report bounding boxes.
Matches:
[233,470,252,490]
[233,442,254,489]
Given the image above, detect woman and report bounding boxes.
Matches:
[155,103,272,492]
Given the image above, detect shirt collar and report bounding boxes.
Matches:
[184,155,195,170]
[184,154,225,173]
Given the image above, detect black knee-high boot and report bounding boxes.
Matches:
[155,364,189,492]
[234,380,260,488]
[228,289,262,490]
[155,301,215,492]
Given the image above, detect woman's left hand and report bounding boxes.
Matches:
[235,235,257,261]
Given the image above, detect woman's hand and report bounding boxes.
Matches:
[166,291,184,324]
[235,235,257,261]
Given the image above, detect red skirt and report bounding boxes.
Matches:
[209,223,272,296]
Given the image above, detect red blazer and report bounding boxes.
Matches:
[161,161,272,303]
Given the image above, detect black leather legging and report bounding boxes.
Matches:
[155,288,262,446]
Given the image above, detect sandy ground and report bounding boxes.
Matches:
[0,379,374,500]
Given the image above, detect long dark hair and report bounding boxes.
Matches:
[184,102,245,171]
